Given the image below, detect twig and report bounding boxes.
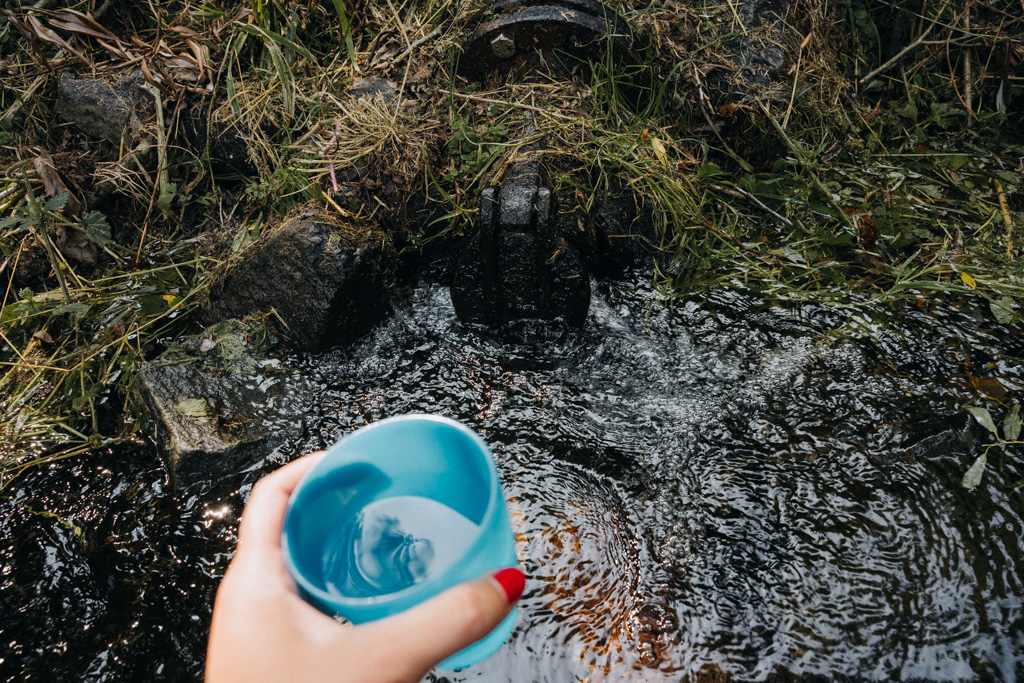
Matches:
[722,0,748,36]
[393,26,440,65]
[268,306,291,331]
[859,5,945,85]
[783,31,812,130]
[692,64,754,173]
[0,183,21,204]
[450,91,576,120]
[0,328,27,362]
[383,0,413,88]
[322,188,354,218]
[709,182,793,228]
[136,82,170,265]
[963,2,973,123]
[993,178,1014,257]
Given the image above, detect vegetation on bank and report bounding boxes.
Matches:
[0,0,1021,485]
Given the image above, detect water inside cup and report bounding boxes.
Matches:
[322,495,481,598]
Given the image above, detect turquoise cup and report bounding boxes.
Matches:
[281,414,519,670]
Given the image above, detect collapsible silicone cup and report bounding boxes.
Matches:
[281,414,518,670]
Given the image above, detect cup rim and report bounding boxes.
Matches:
[281,413,502,609]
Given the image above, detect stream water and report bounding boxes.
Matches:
[2,277,1023,681]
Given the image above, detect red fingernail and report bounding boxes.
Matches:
[492,567,526,604]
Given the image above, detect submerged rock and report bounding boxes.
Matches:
[900,415,977,462]
[204,213,396,352]
[56,70,153,143]
[138,322,310,488]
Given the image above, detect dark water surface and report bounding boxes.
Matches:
[3,279,1023,681]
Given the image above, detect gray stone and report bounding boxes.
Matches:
[350,76,398,101]
[204,213,396,352]
[138,326,310,488]
[56,70,153,142]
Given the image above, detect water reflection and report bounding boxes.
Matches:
[1,279,1022,681]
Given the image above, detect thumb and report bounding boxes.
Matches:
[351,567,525,677]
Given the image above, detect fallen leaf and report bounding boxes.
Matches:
[965,405,999,437]
[1004,404,1021,442]
[960,271,976,289]
[33,152,83,216]
[178,398,210,420]
[56,224,98,265]
[961,452,987,491]
[651,137,668,167]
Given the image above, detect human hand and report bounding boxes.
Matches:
[206,453,525,683]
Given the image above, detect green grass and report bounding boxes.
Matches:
[0,0,1022,484]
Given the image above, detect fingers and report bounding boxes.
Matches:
[349,567,525,678]
[236,452,326,558]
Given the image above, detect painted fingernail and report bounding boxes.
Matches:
[492,567,526,604]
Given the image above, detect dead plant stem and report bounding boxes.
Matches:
[755,98,858,233]
[449,91,576,120]
[993,178,1014,256]
[136,83,170,265]
[393,26,441,65]
[783,36,806,130]
[382,0,414,88]
[963,2,973,123]
[722,0,748,36]
[859,2,948,85]
[709,182,793,227]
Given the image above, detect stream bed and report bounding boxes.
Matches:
[2,277,1023,681]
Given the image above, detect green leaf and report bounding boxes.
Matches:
[962,452,987,491]
[965,406,999,438]
[896,100,918,123]
[43,192,69,212]
[138,294,171,316]
[71,383,101,410]
[263,39,293,119]
[79,211,111,246]
[990,296,1016,324]
[0,301,32,323]
[696,164,724,179]
[1004,404,1021,442]
[55,303,90,317]
[329,0,357,69]
[0,213,30,230]
[235,22,315,63]
[157,181,177,212]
